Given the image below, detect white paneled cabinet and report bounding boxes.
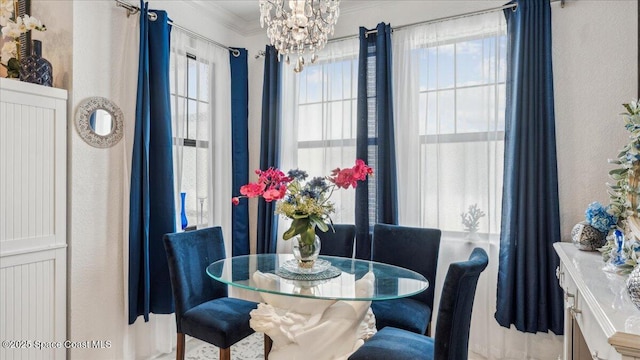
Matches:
[555,243,640,360]
[0,78,67,360]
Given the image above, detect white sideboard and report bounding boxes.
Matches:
[555,243,640,360]
[0,78,68,360]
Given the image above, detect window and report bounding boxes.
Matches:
[292,52,359,223]
[170,51,210,229]
[410,29,507,234]
[417,35,506,137]
[284,21,506,235]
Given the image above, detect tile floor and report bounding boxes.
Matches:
[155,332,486,360]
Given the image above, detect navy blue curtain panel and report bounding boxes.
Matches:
[355,23,398,260]
[257,45,281,254]
[495,0,564,335]
[128,2,176,324]
[230,48,250,256]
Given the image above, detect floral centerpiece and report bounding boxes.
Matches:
[233,159,372,267]
[0,0,46,78]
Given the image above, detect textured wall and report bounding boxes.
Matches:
[68,1,136,358]
[30,1,73,90]
[553,0,638,239]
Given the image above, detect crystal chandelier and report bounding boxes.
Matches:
[259,0,341,72]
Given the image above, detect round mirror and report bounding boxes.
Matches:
[75,97,124,148]
[90,109,114,136]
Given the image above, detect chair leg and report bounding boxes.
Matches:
[264,334,273,359]
[175,333,185,360]
[219,347,231,360]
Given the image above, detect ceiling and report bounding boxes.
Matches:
[185,0,391,37]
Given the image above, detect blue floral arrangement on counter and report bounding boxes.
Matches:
[585,202,617,233]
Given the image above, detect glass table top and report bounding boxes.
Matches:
[206,254,429,301]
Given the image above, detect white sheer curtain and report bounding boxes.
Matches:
[170,28,233,252]
[392,11,562,359]
[278,38,359,253]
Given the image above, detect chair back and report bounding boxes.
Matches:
[318,224,356,258]
[163,227,228,333]
[372,223,441,308]
[434,247,488,360]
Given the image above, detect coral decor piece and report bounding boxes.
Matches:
[232,159,373,247]
[460,204,485,233]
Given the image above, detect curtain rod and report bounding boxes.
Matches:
[358,0,564,39]
[114,0,241,57]
[255,0,565,58]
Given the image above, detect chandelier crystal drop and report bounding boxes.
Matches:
[259,0,341,72]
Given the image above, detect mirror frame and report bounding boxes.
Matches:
[75,97,124,148]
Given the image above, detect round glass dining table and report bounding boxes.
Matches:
[206,254,428,301]
[206,254,428,360]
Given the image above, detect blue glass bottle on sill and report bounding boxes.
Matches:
[180,192,188,230]
[19,40,53,87]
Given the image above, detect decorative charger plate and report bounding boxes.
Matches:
[281,259,331,274]
[276,259,341,281]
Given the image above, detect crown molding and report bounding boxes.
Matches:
[185,0,264,37]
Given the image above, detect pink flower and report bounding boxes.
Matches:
[263,187,287,202]
[353,159,373,180]
[330,168,358,189]
[257,168,291,189]
[240,182,266,197]
[232,197,240,206]
[329,159,373,189]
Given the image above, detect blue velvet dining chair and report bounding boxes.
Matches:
[349,247,489,360]
[163,227,259,360]
[318,224,357,258]
[370,224,441,335]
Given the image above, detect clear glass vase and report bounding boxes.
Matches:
[292,234,321,269]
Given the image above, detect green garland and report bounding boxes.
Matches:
[600,99,640,273]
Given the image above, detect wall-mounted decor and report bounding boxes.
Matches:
[74,97,124,148]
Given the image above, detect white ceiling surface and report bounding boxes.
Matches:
[185,0,400,37]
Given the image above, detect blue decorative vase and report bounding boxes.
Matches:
[19,40,52,87]
[180,192,188,230]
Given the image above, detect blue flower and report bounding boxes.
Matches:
[287,169,308,181]
[300,188,320,199]
[585,201,617,233]
[308,177,327,189]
